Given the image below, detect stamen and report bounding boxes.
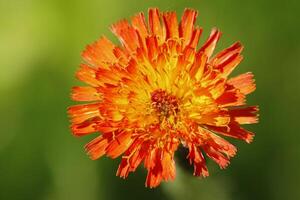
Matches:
[151,89,179,118]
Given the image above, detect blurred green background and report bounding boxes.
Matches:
[0,0,299,199]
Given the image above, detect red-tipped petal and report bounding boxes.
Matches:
[228,72,256,95]
[179,9,198,47]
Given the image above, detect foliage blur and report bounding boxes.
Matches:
[0,0,299,199]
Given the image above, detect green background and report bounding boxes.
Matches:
[0,0,299,199]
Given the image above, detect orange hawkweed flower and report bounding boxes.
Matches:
[68,8,259,188]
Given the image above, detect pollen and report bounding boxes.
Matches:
[151,89,179,118]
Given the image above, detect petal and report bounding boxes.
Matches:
[187,144,209,177]
[116,159,130,178]
[111,19,140,52]
[96,123,119,134]
[148,8,165,44]
[146,167,162,188]
[161,150,176,181]
[116,138,147,178]
[208,79,226,99]
[207,122,254,143]
[229,106,259,124]
[145,148,163,188]
[96,68,121,86]
[82,36,116,68]
[76,64,101,87]
[215,52,243,78]
[188,27,203,49]
[199,28,221,58]
[190,110,230,127]
[211,42,243,66]
[105,130,133,158]
[177,47,196,72]
[70,117,101,136]
[146,35,159,61]
[162,11,179,39]
[68,103,102,136]
[189,51,207,80]
[113,47,130,67]
[128,141,150,170]
[68,103,100,124]
[204,131,237,157]
[131,12,148,41]
[71,86,102,101]
[202,145,230,169]
[216,89,246,107]
[228,72,256,95]
[179,9,198,47]
[98,103,124,122]
[85,135,109,160]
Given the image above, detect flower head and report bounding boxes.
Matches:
[68,8,259,188]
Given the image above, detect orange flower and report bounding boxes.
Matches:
[68,8,259,188]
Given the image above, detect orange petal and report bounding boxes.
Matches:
[229,106,259,124]
[203,145,230,169]
[228,72,256,95]
[211,42,243,66]
[76,64,101,87]
[116,160,130,178]
[145,168,162,188]
[148,8,165,44]
[71,86,102,101]
[177,47,196,72]
[98,103,124,122]
[111,19,140,52]
[131,12,148,45]
[207,122,254,143]
[113,47,130,67]
[179,9,198,47]
[105,131,133,159]
[70,117,101,136]
[187,144,209,177]
[144,147,156,170]
[204,131,237,157]
[68,103,100,124]
[199,28,221,58]
[85,135,109,160]
[116,138,144,178]
[96,124,119,134]
[68,103,102,136]
[163,11,179,39]
[146,35,159,61]
[188,27,203,49]
[216,89,245,107]
[189,51,207,80]
[82,36,116,68]
[129,140,150,170]
[209,79,226,99]
[215,52,243,78]
[161,151,176,181]
[145,148,163,188]
[95,68,121,86]
[194,111,230,127]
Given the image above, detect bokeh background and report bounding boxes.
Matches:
[1,0,299,199]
